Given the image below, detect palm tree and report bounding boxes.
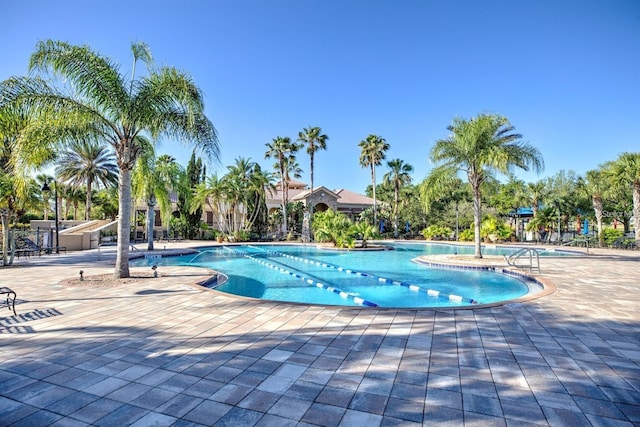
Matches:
[298,126,328,217]
[132,148,184,250]
[420,114,544,258]
[527,180,547,220]
[383,159,413,238]
[55,140,118,220]
[64,185,85,220]
[191,174,227,234]
[349,221,378,248]
[0,40,219,277]
[607,152,640,242]
[265,136,299,235]
[582,168,610,246]
[359,134,390,225]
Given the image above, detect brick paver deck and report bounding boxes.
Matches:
[0,242,638,426]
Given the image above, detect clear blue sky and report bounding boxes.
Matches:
[3,0,639,193]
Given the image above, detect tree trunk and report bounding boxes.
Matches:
[86,180,92,220]
[281,165,287,235]
[471,179,483,258]
[1,212,9,266]
[393,182,399,238]
[593,195,603,247]
[146,197,156,251]
[633,182,640,242]
[309,153,315,231]
[115,168,132,278]
[371,164,377,225]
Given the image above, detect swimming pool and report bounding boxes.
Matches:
[133,242,548,308]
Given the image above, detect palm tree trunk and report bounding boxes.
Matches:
[309,153,315,222]
[115,168,132,278]
[393,182,399,238]
[471,179,483,258]
[371,164,377,224]
[633,183,640,242]
[280,166,287,235]
[146,198,156,251]
[1,212,9,266]
[593,196,604,246]
[85,180,92,220]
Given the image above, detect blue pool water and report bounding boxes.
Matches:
[133,242,548,308]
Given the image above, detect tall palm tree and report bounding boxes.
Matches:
[55,140,118,220]
[191,174,227,234]
[420,114,544,258]
[132,148,184,250]
[0,40,219,277]
[582,168,610,246]
[527,180,547,220]
[383,158,413,238]
[226,157,275,234]
[64,185,85,220]
[298,126,328,216]
[265,136,299,235]
[359,134,390,224]
[607,152,640,242]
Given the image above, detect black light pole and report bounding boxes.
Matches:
[42,180,59,254]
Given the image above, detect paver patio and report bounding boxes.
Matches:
[0,242,638,426]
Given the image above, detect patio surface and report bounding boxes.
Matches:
[0,242,639,426]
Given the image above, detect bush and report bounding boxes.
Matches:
[480,216,511,242]
[603,228,624,246]
[459,228,474,241]
[421,225,452,240]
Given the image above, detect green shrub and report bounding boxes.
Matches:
[459,228,474,241]
[421,225,452,240]
[480,216,511,242]
[312,209,354,247]
[603,228,624,246]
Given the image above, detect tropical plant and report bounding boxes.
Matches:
[132,149,184,250]
[265,136,300,235]
[349,221,378,248]
[92,187,118,220]
[191,173,226,234]
[312,209,353,247]
[527,180,547,220]
[359,134,390,224]
[55,139,118,220]
[422,225,452,240]
[582,168,609,246]
[526,206,557,242]
[458,227,475,242]
[494,174,528,241]
[0,107,42,265]
[177,151,205,239]
[0,40,219,277]
[480,215,512,242]
[606,152,640,242]
[298,126,329,197]
[383,158,413,238]
[298,126,328,216]
[420,114,544,258]
[542,170,589,242]
[602,228,623,246]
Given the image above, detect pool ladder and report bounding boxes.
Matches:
[505,248,540,274]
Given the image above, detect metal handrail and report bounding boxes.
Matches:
[505,248,540,274]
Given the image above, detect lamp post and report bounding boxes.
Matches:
[41,180,59,254]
